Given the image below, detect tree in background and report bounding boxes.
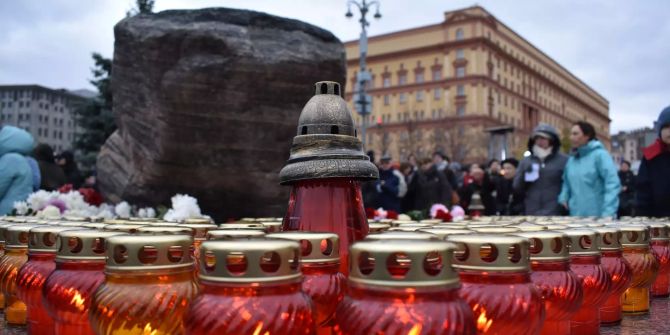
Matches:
[74,0,155,171]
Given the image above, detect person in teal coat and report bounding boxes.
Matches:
[559,121,621,218]
[0,125,35,215]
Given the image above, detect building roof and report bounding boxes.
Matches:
[0,84,92,101]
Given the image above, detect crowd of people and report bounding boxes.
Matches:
[364,106,670,219]
[0,124,95,214]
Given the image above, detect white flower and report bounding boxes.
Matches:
[115,202,131,218]
[13,201,29,215]
[397,213,412,221]
[138,207,157,218]
[36,205,61,218]
[93,209,114,219]
[163,194,203,222]
[27,190,56,211]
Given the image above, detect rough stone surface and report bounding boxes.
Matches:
[97,8,346,221]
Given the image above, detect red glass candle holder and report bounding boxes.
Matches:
[43,230,126,335]
[564,229,612,335]
[184,239,315,335]
[335,239,475,334]
[620,225,659,314]
[282,178,369,275]
[0,224,39,325]
[516,231,583,335]
[447,234,544,334]
[180,223,217,276]
[590,227,633,325]
[0,222,15,310]
[90,234,198,335]
[649,224,670,297]
[16,226,78,335]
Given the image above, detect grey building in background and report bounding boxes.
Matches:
[0,85,92,153]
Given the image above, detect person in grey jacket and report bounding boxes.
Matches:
[513,123,569,215]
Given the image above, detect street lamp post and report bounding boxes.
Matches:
[346,0,381,150]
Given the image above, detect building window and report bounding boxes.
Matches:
[399,93,407,104]
[416,91,424,102]
[432,69,442,81]
[434,88,441,100]
[457,105,465,116]
[457,85,465,96]
[398,74,407,85]
[415,72,424,84]
[383,77,391,88]
[456,49,465,59]
[456,67,465,78]
[383,95,390,105]
[455,28,464,41]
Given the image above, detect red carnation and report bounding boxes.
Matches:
[78,188,104,206]
[435,209,453,222]
[386,210,399,220]
[365,207,376,220]
[58,184,73,194]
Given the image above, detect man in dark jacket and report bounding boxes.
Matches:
[415,158,453,212]
[459,163,496,215]
[617,160,635,217]
[513,123,569,215]
[375,156,401,212]
[495,158,524,215]
[34,143,66,191]
[636,106,670,217]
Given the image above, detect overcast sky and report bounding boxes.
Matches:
[0,0,668,132]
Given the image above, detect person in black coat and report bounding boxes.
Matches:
[34,143,66,191]
[415,158,453,212]
[375,156,401,212]
[617,160,636,217]
[494,158,524,215]
[636,106,670,217]
[400,162,419,213]
[56,150,83,189]
[459,163,496,215]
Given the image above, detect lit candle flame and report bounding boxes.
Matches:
[408,324,422,335]
[70,291,86,312]
[476,308,493,332]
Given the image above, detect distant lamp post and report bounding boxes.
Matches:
[346,0,382,149]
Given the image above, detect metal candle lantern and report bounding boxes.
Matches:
[516,231,583,335]
[280,81,378,274]
[335,239,475,334]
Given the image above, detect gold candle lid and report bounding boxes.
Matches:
[418,219,442,225]
[0,223,16,243]
[81,223,108,230]
[515,231,569,260]
[259,221,283,233]
[266,232,339,264]
[418,228,472,240]
[182,218,213,224]
[365,231,440,241]
[395,223,433,229]
[368,223,391,233]
[446,234,530,272]
[103,219,129,225]
[592,227,623,250]
[56,221,87,227]
[619,225,651,247]
[255,218,278,223]
[207,229,266,241]
[240,218,257,222]
[105,234,194,271]
[563,229,600,255]
[469,227,521,234]
[56,230,127,261]
[179,223,218,240]
[217,223,267,231]
[5,225,40,249]
[388,226,423,232]
[137,226,194,236]
[647,223,669,241]
[349,240,460,288]
[433,222,469,228]
[198,239,301,283]
[127,217,159,222]
[391,220,418,227]
[29,226,82,253]
[103,224,146,233]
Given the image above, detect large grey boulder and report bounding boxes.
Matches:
[97,8,346,220]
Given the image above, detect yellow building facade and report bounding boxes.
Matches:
[345,6,610,164]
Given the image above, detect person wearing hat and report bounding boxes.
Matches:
[513,123,569,215]
[636,106,670,217]
[374,155,404,212]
